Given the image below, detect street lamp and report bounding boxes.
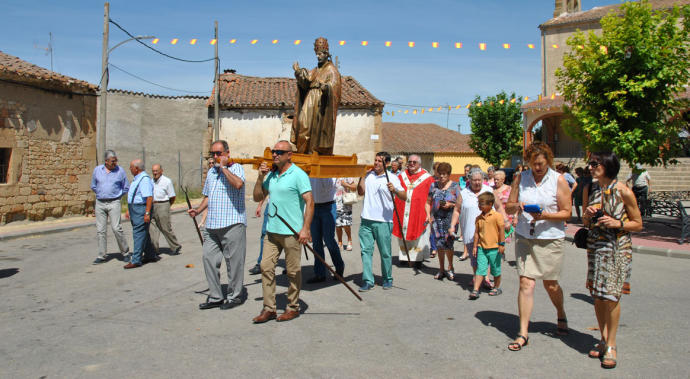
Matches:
[97,3,155,163]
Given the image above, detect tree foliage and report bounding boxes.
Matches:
[556,0,690,167]
[467,92,523,168]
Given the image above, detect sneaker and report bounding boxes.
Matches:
[248,264,261,275]
[358,283,374,292]
[92,257,107,265]
[382,280,393,290]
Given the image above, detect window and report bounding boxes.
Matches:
[0,148,10,184]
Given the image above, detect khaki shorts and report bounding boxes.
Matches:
[515,236,564,280]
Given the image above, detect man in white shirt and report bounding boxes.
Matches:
[356,152,406,292]
[306,177,344,283]
[150,164,182,255]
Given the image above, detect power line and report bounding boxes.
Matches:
[109,18,215,63]
[108,63,211,94]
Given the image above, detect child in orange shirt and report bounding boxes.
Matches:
[470,192,505,300]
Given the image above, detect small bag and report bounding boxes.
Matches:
[573,227,589,249]
[342,191,358,205]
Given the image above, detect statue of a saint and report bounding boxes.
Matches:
[291,37,342,155]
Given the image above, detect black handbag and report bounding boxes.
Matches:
[573,228,589,249]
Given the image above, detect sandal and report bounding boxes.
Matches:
[600,346,617,369]
[430,250,437,258]
[458,254,469,261]
[482,279,494,290]
[556,318,569,336]
[508,335,529,351]
[588,339,606,359]
[434,271,445,280]
[445,270,455,281]
[346,242,352,251]
[488,288,503,296]
[468,290,480,300]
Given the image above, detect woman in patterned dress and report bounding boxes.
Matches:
[335,178,357,251]
[427,163,461,280]
[584,152,642,369]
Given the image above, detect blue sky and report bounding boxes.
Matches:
[1,0,614,132]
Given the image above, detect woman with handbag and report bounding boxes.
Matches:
[427,162,461,280]
[584,152,642,369]
[335,177,357,251]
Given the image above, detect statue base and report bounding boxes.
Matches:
[232,148,372,178]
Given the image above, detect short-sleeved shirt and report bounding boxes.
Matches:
[202,164,246,229]
[128,172,154,204]
[475,209,505,249]
[153,175,176,201]
[361,170,404,223]
[263,164,312,235]
[627,171,650,188]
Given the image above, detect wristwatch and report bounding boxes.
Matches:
[145,211,150,215]
[498,242,505,246]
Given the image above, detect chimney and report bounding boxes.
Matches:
[223,69,236,74]
[554,0,580,17]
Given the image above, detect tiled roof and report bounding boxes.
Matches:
[541,0,690,29]
[521,88,690,111]
[0,50,96,93]
[382,122,474,154]
[108,88,208,100]
[211,72,384,110]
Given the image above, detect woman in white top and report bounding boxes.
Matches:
[505,142,572,351]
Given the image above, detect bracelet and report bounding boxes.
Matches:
[498,242,505,246]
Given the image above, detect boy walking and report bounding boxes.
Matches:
[469,192,505,300]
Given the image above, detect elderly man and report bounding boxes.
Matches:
[306,177,344,283]
[150,164,182,255]
[392,154,435,266]
[124,159,157,269]
[188,140,246,310]
[357,151,406,291]
[91,150,130,264]
[252,140,313,323]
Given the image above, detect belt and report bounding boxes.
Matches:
[154,200,170,203]
[97,197,121,202]
[315,200,335,207]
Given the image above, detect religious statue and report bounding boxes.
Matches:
[291,37,342,155]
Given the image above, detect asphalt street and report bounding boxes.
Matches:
[1,202,689,378]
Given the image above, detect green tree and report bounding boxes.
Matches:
[556,0,690,166]
[467,92,523,168]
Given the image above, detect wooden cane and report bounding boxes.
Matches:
[183,186,204,245]
[269,203,362,301]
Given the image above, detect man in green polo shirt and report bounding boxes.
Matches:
[251,140,313,323]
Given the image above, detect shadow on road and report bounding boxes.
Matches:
[0,268,19,279]
[475,310,598,354]
[570,292,594,305]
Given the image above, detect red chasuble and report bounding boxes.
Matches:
[392,169,435,241]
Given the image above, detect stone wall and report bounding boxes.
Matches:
[104,90,210,190]
[0,81,97,223]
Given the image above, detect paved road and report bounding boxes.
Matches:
[1,202,689,378]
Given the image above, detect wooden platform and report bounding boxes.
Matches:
[231,148,371,178]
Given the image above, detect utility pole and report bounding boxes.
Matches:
[98,2,110,165]
[213,21,220,141]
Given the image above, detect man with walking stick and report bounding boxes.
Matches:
[252,140,314,323]
[356,152,406,291]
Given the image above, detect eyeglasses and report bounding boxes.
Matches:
[588,161,600,168]
[210,151,224,156]
[271,149,289,156]
[407,161,419,165]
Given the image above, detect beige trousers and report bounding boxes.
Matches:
[260,233,302,312]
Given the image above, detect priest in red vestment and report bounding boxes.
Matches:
[392,154,435,264]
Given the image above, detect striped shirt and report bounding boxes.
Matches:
[202,164,246,229]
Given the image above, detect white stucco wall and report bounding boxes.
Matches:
[219,108,380,182]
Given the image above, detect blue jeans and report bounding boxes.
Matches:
[311,202,344,278]
[258,205,269,264]
[128,203,156,265]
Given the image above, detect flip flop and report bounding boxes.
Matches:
[508,335,529,351]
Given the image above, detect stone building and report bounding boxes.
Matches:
[211,71,384,182]
[0,51,98,223]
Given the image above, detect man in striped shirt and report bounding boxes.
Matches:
[188,140,247,310]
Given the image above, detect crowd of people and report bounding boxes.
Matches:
[90,140,644,369]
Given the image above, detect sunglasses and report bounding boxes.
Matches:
[271,149,290,155]
[210,151,224,156]
[588,161,600,168]
[530,221,536,236]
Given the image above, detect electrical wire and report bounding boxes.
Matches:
[108,63,211,94]
[109,18,215,63]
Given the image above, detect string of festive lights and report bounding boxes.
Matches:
[383,94,560,117]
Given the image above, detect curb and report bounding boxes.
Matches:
[564,235,690,260]
[0,204,195,242]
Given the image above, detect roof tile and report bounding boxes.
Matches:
[382,122,474,154]
[541,0,690,29]
[0,50,96,92]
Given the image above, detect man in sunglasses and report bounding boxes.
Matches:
[252,140,313,323]
[188,140,247,310]
[392,154,435,266]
